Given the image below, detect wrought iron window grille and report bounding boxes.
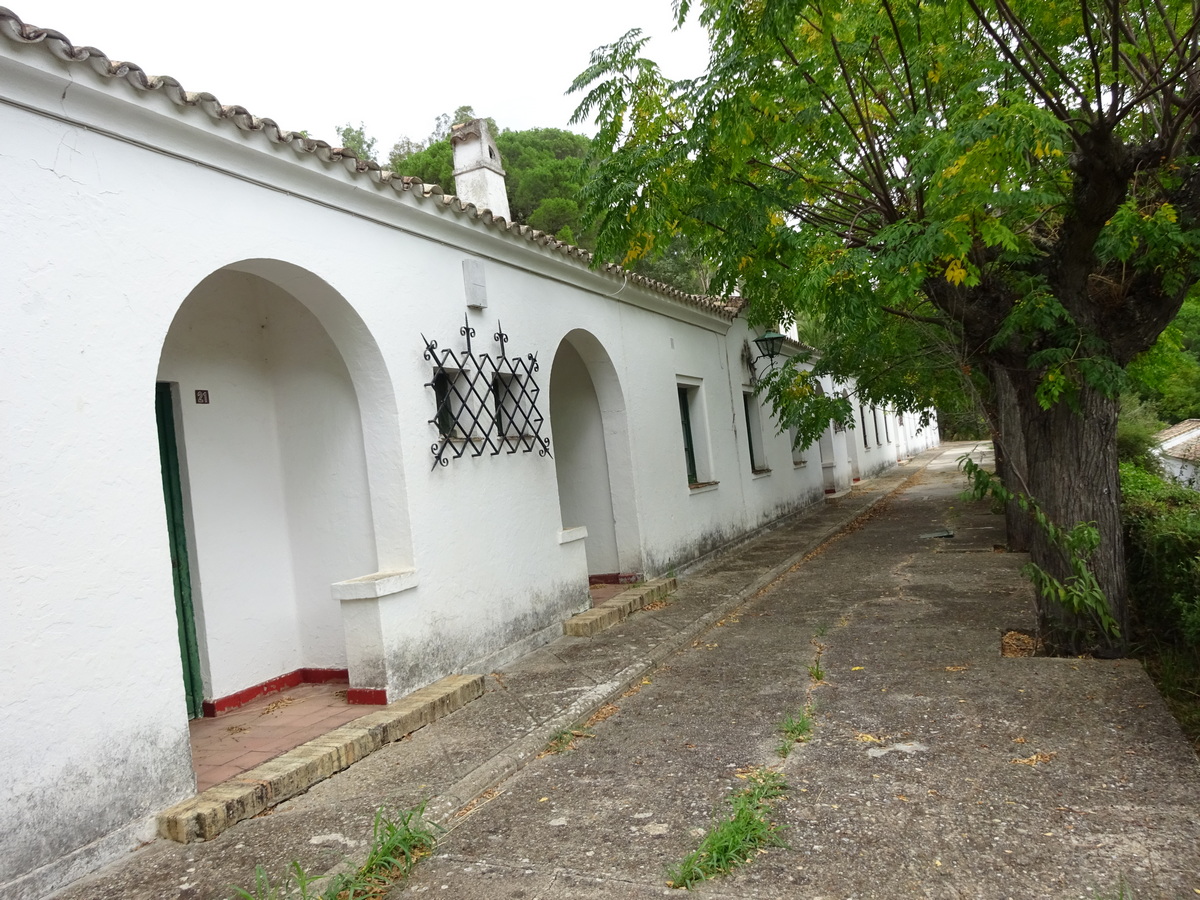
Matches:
[422,315,551,468]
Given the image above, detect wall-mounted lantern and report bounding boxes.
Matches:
[752,331,786,365]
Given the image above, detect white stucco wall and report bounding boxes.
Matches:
[0,31,937,899]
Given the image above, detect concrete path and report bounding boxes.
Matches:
[50,443,1200,900]
[395,445,1200,899]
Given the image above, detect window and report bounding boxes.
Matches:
[679,387,698,484]
[788,426,806,467]
[431,368,462,438]
[677,381,714,487]
[743,391,769,473]
[871,405,882,446]
[860,404,870,450]
[491,371,526,438]
[883,408,891,443]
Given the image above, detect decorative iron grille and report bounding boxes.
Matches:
[422,315,551,468]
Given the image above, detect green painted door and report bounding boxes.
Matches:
[156,383,204,718]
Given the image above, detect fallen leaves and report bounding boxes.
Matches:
[621,679,651,699]
[260,696,302,716]
[1012,751,1057,766]
[1001,630,1040,657]
[854,732,883,743]
[453,787,503,821]
[587,703,620,727]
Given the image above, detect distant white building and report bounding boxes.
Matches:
[1156,419,1200,488]
[0,10,937,898]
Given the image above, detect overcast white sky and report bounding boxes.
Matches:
[14,1,710,155]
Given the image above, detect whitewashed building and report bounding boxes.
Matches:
[0,10,938,898]
[1155,419,1200,489]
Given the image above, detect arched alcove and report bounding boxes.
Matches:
[549,330,642,578]
[155,261,409,707]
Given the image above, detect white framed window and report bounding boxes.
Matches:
[743,391,769,474]
[677,378,715,487]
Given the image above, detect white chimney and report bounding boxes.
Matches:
[450,118,511,221]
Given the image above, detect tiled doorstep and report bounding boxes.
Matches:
[161,674,485,843]
[188,683,369,791]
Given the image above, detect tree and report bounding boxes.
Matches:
[391,121,594,244]
[335,122,377,162]
[573,1,1200,654]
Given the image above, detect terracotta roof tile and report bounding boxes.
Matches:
[0,8,735,321]
[1156,419,1200,443]
[1172,436,1200,463]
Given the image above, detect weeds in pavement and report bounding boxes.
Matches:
[807,637,827,683]
[775,708,814,758]
[666,768,788,889]
[230,804,438,900]
[540,727,594,757]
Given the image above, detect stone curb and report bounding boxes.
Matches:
[157,673,485,843]
[420,453,940,832]
[562,576,679,637]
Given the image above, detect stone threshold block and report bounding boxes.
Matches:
[157,673,485,844]
[563,576,678,637]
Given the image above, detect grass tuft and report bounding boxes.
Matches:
[230,804,437,900]
[775,708,814,758]
[540,727,594,757]
[666,768,788,889]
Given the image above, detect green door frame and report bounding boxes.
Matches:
[155,382,205,718]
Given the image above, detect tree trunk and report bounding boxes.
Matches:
[1009,372,1128,656]
[987,365,1034,553]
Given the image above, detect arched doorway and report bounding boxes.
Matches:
[549,331,641,579]
[155,262,404,711]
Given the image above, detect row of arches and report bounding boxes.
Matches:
[155,260,636,714]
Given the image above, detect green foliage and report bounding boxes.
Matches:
[230,805,437,900]
[776,708,814,758]
[937,404,990,441]
[1120,462,1200,644]
[498,128,592,241]
[1116,394,1164,472]
[334,122,377,163]
[542,727,593,755]
[1127,294,1200,424]
[962,458,1120,644]
[392,139,454,190]
[631,233,714,294]
[666,768,788,889]
[1120,461,1200,749]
